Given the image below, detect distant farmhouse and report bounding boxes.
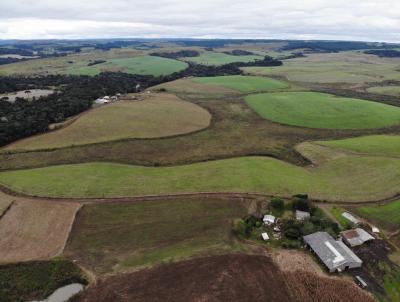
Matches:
[341,228,375,247]
[94,93,122,105]
[303,231,362,273]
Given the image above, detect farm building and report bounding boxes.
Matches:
[342,212,360,225]
[263,214,275,226]
[296,210,310,221]
[341,228,374,247]
[303,231,362,273]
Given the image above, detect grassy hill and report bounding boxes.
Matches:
[1,150,400,202]
[245,92,400,129]
[4,94,211,151]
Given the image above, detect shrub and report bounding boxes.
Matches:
[270,197,284,210]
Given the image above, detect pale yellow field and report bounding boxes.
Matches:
[4,93,211,151]
[0,199,81,263]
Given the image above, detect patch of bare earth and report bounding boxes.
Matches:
[74,254,375,302]
[0,199,81,263]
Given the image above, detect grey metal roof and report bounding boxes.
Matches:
[303,232,362,271]
[341,228,375,247]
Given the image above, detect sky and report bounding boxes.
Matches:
[0,0,399,42]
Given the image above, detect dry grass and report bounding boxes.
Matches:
[0,199,80,263]
[4,93,211,151]
[284,271,376,302]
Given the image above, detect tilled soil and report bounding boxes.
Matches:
[74,254,375,302]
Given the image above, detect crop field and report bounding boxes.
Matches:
[316,135,400,157]
[183,51,263,66]
[73,254,374,302]
[242,52,400,84]
[245,92,400,129]
[192,75,289,92]
[64,198,248,274]
[367,86,400,96]
[4,93,211,151]
[0,199,80,263]
[2,147,400,202]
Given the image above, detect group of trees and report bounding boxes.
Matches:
[150,50,200,59]
[222,49,255,56]
[233,195,339,249]
[364,49,400,58]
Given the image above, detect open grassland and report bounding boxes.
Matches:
[0,260,86,302]
[192,75,288,92]
[2,78,399,170]
[2,151,400,202]
[4,93,211,151]
[0,200,80,263]
[316,135,400,157]
[354,200,400,231]
[0,48,143,76]
[245,92,400,129]
[183,51,262,66]
[0,49,187,76]
[367,86,400,96]
[67,56,188,76]
[64,198,248,274]
[73,254,374,302]
[243,52,400,84]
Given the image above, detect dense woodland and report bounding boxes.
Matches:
[150,50,200,59]
[364,49,400,58]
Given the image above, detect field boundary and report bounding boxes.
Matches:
[0,200,14,221]
[0,184,399,206]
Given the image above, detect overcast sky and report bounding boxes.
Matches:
[0,0,399,42]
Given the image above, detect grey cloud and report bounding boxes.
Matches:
[0,0,399,41]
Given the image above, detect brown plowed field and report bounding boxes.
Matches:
[74,254,375,302]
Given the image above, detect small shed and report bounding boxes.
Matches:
[355,276,368,288]
[371,226,380,234]
[296,210,310,221]
[263,214,276,226]
[261,232,270,241]
[342,212,360,225]
[341,228,374,247]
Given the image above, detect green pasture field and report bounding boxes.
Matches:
[0,49,187,76]
[316,135,400,157]
[367,86,400,96]
[183,52,263,66]
[242,52,400,84]
[1,150,400,202]
[64,198,248,274]
[192,75,288,92]
[245,92,400,129]
[4,94,210,151]
[354,200,400,231]
[67,56,188,76]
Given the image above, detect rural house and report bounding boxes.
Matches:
[303,231,362,273]
[263,214,276,226]
[340,228,375,247]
